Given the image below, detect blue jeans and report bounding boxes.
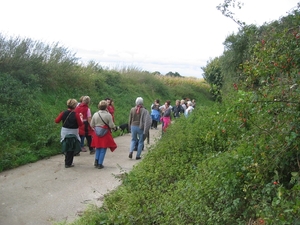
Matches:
[95,148,107,165]
[130,125,144,158]
[80,135,93,151]
[80,136,85,147]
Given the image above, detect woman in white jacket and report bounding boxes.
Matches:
[184,101,194,118]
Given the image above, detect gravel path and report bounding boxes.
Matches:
[0,127,161,225]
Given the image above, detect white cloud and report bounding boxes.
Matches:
[0,0,298,78]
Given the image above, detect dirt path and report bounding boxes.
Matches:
[0,127,161,225]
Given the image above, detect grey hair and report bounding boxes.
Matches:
[135,97,143,105]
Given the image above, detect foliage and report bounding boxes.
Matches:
[202,57,223,102]
[165,71,182,77]
[0,35,79,91]
[219,24,258,99]
[235,5,300,192]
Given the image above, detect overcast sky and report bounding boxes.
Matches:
[0,0,299,78]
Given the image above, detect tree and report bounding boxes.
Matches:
[165,71,182,77]
[152,71,161,75]
[216,0,245,27]
[202,57,223,102]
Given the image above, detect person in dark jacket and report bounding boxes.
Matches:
[172,99,184,118]
[55,99,83,168]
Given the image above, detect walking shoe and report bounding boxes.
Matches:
[90,149,95,155]
[136,157,141,160]
[81,147,87,152]
[129,152,133,159]
[65,164,74,168]
[97,164,104,169]
[74,153,80,156]
[94,160,98,167]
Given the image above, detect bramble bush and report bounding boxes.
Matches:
[70,92,299,224]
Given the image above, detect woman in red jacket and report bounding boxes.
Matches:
[106,98,115,122]
[91,100,117,169]
[74,96,95,154]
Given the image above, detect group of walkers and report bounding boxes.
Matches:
[150,98,195,132]
[55,96,195,169]
[55,96,117,169]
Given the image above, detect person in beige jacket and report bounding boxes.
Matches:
[91,100,117,169]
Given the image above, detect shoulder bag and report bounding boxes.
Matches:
[94,112,111,137]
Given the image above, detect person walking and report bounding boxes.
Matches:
[74,96,95,154]
[106,98,115,122]
[150,99,160,129]
[181,99,187,113]
[55,99,83,168]
[191,99,196,108]
[184,101,194,118]
[90,100,117,169]
[77,96,84,107]
[160,100,172,132]
[75,95,85,155]
[172,99,184,118]
[128,97,151,160]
